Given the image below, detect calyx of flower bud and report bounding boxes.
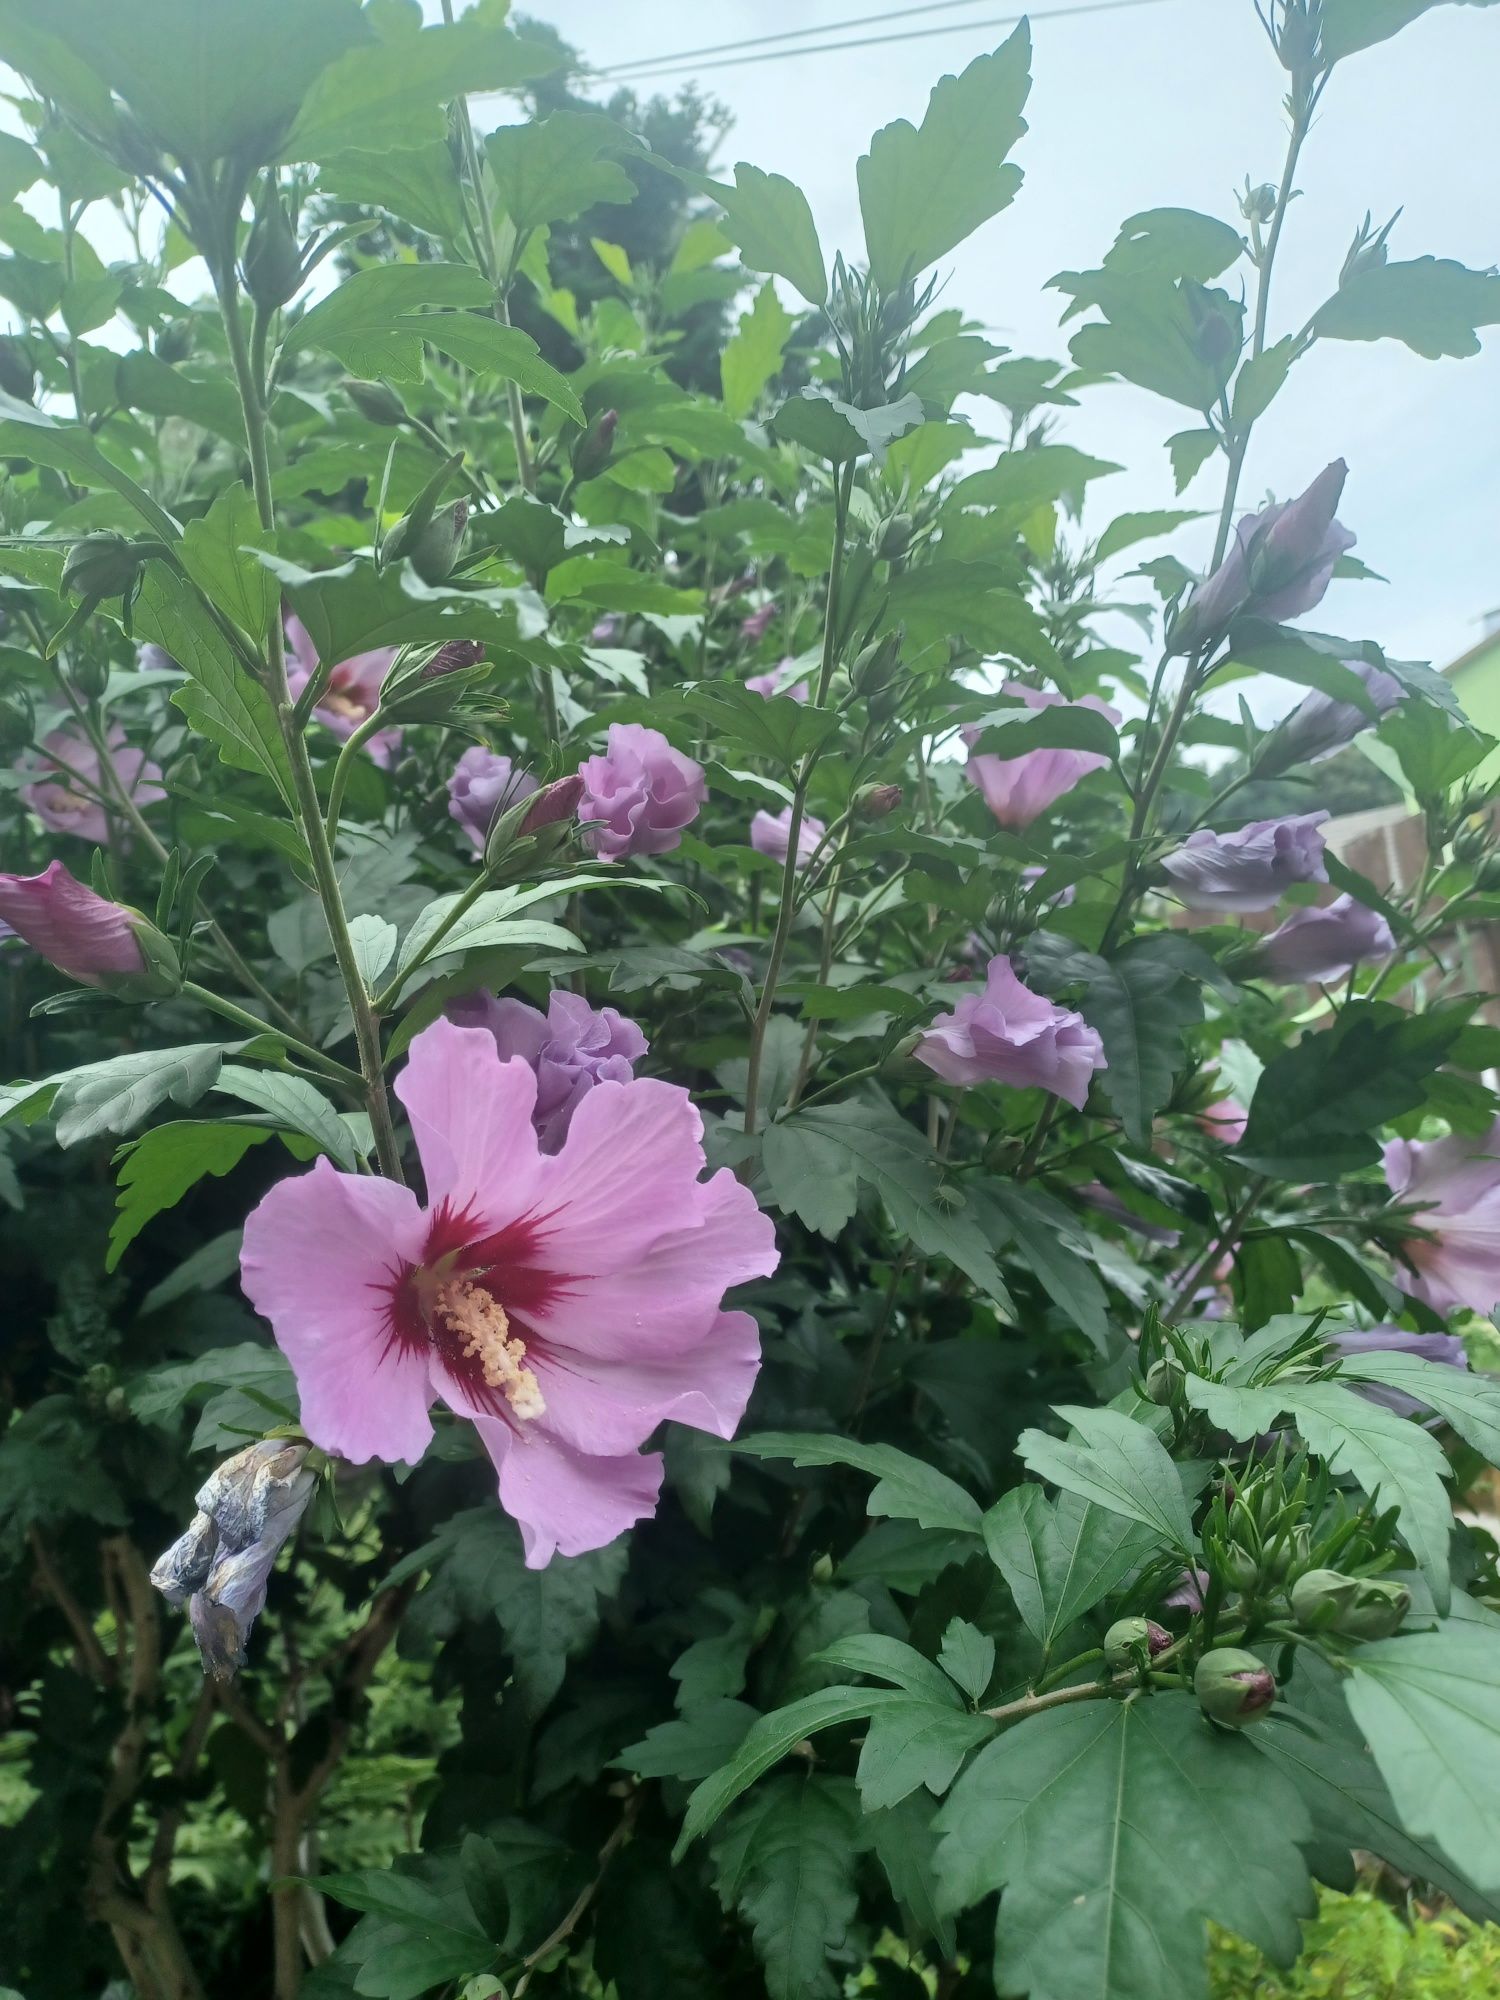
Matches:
[1104,1616,1171,1667]
[1290,1567,1409,1639]
[571,407,619,484]
[1194,1647,1276,1725]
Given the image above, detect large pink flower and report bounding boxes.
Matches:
[20,723,164,846]
[914,953,1106,1107]
[1383,1122,1500,1317]
[285,614,401,766]
[962,685,1120,831]
[240,1019,777,1566]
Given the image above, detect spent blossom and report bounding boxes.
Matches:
[914,954,1106,1108]
[1252,892,1395,984]
[1261,658,1404,772]
[577,723,706,862]
[240,1019,777,1565]
[447,989,648,1152]
[1169,461,1356,655]
[0,859,177,992]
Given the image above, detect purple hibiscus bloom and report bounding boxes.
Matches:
[576,723,706,862]
[740,602,775,643]
[1384,1123,1500,1317]
[1262,659,1405,772]
[747,657,811,703]
[1252,892,1396,984]
[1326,1325,1470,1418]
[447,746,539,853]
[914,953,1107,1108]
[750,806,825,870]
[1159,811,1329,914]
[0,859,149,985]
[20,723,165,847]
[962,685,1120,830]
[446,988,648,1152]
[1170,461,1356,656]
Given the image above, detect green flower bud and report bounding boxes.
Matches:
[1292,1568,1409,1640]
[66,653,111,702]
[855,783,902,821]
[344,377,407,427]
[570,407,618,485]
[155,321,194,365]
[876,512,914,562]
[62,532,145,604]
[241,195,304,313]
[851,628,903,699]
[1338,1579,1411,1642]
[1194,1647,1276,1726]
[174,751,202,792]
[1239,181,1278,226]
[1222,1546,1263,1595]
[1144,1355,1184,1406]
[1104,1617,1171,1667]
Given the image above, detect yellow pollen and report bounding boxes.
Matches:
[436,1279,545,1420]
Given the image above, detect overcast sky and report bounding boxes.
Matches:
[486,0,1499,709]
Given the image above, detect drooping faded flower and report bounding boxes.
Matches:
[914,953,1106,1107]
[963,685,1120,830]
[285,614,400,765]
[1326,1324,1469,1417]
[1252,892,1395,984]
[1260,659,1404,772]
[151,1441,316,1680]
[240,1019,777,1565]
[0,859,177,991]
[750,805,825,869]
[1169,461,1356,655]
[576,722,706,862]
[20,723,164,846]
[447,746,538,853]
[1159,811,1329,913]
[1382,1123,1500,1317]
[447,988,648,1152]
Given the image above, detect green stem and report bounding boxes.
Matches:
[324,712,386,840]
[180,982,362,1090]
[742,462,855,1140]
[981,1676,1128,1727]
[211,251,405,1184]
[373,868,492,1013]
[1166,1177,1268,1318]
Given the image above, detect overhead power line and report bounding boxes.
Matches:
[591,0,1000,77]
[589,0,1171,85]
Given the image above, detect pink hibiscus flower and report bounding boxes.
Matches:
[240,1019,778,1566]
[284,614,401,766]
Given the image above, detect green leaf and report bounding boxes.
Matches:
[346,912,398,994]
[212,1064,362,1170]
[721,281,794,423]
[1319,0,1500,61]
[982,1485,1158,1650]
[135,565,295,804]
[761,1116,861,1238]
[734,1432,983,1537]
[868,1793,957,1956]
[857,1700,994,1812]
[770,388,924,465]
[487,111,644,234]
[711,1775,860,2000]
[387,1507,627,1716]
[812,1634,964,1707]
[618,1700,761,1782]
[857,27,1031,291]
[1232,335,1299,428]
[1029,933,1202,1146]
[1224,621,1386,711]
[0,396,181,542]
[1237,1001,1469,1180]
[674,682,843,766]
[1168,427,1220,491]
[879,562,1062,668]
[396,879,613,976]
[1095,508,1204,564]
[947,444,1120,526]
[1184,1375,1453,1609]
[315,144,462,242]
[284,13,558,161]
[1311,256,1500,360]
[177,481,278,644]
[1333,1350,1500,1464]
[315,1863,495,1995]
[678,1687,905,1851]
[1346,1627,1500,1893]
[937,1618,996,1703]
[985,1182,1110,1350]
[116,348,246,440]
[1058,269,1243,410]
[1098,206,1246,281]
[1016,1405,1196,1553]
[0,0,370,165]
[409,313,584,423]
[108,1121,268,1271]
[666,161,827,307]
[283,264,493,381]
[933,1696,1315,2000]
[52,1043,235,1150]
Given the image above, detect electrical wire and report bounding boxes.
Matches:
[591,0,1000,77]
[589,0,1171,84]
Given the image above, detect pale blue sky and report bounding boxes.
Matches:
[490,0,1500,709]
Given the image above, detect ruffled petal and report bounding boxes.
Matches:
[395,1017,544,1228]
[471,1418,663,1566]
[530,1309,762,1454]
[240,1159,433,1465]
[528,1077,711,1276]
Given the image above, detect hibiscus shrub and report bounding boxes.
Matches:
[5,5,1500,1999]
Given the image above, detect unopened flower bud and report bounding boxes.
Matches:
[241,195,304,313]
[0,335,35,403]
[852,628,903,699]
[174,751,202,791]
[1104,1616,1171,1666]
[1275,0,1323,75]
[1239,181,1278,226]
[155,320,194,365]
[1194,1647,1276,1725]
[1337,1578,1411,1641]
[1144,1355,1185,1406]
[1291,1567,1408,1639]
[1222,1545,1263,1595]
[421,638,485,682]
[66,653,111,702]
[519,771,584,837]
[856,783,902,821]
[62,532,145,604]
[411,498,468,584]
[571,407,619,484]
[876,512,914,562]
[344,377,407,426]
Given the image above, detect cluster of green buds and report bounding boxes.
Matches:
[1205,1448,1313,1598]
[377,451,470,585]
[1290,1567,1411,1640]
